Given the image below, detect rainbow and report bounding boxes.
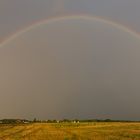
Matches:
[0,14,140,47]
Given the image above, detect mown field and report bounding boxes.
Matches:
[0,122,140,140]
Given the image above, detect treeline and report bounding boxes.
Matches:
[0,119,31,124]
[43,119,138,123]
[0,118,139,124]
[33,118,139,123]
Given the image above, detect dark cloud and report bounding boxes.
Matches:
[0,18,140,120]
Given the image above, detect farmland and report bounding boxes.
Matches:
[0,122,140,140]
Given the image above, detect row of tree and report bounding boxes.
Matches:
[0,118,138,124]
[0,119,30,124]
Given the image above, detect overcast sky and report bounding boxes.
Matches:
[0,0,140,120]
[1,0,140,42]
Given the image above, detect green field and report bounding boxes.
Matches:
[0,122,140,140]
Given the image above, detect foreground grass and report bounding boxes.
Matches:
[0,122,140,140]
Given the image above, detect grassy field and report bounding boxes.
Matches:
[0,122,140,140]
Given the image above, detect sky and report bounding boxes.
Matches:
[0,0,140,120]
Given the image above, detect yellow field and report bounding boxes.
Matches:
[0,122,140,140]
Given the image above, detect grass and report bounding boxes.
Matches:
[0,122,140,140]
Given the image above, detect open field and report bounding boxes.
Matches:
[0,122,140,140]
